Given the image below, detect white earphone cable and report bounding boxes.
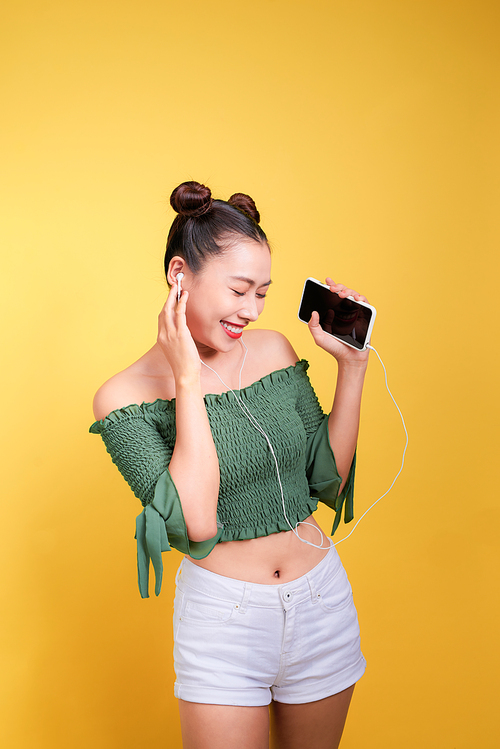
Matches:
[332,342,408,546]
[200,339,407,549]
[200,341,328,549]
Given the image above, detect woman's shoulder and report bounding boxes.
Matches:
[243,329,299,375]
[92,345,173,421]
[92,371,140,422]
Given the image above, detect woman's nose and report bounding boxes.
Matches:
[240,298,259,322]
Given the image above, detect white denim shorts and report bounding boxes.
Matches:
[173,543,366,706]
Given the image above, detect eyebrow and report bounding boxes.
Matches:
[229,276,273,287]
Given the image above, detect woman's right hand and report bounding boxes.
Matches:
[159,280,220,542]
[157,280,201,384]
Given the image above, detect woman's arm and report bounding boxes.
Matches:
[156,281,220,542]
[168,378,220,541]
[326,362,366,492]
[307,279,369,493]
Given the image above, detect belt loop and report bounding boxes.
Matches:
[306,572,320,605]
[175,559,184,587]
[238,583,252,613]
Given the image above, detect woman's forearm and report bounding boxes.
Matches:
[328,362,367,492]
[168,378,220,542]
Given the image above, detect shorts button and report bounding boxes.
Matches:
[283,590,292,601]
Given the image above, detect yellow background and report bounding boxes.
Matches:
[1,1,499,746]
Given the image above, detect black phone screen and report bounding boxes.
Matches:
[298,280,373,350]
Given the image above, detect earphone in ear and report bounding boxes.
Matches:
[176,272,184,302]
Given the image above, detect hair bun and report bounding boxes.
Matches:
[228,193,260,224]
[170,181,213,218]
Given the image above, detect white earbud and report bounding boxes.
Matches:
[176,272,184,301]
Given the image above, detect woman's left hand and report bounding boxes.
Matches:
[307,278,370,367]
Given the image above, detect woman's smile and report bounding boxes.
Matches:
[220,320,246,338]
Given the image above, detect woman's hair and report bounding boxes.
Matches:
[164,181,269,277]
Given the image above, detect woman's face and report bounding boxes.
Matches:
[182,239,272,354]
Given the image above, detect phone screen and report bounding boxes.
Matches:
[298,280,373,350]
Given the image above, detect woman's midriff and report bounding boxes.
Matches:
[187,515,330,584]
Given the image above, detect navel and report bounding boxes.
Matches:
[274,570,280,578]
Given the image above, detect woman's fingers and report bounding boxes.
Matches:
[307,311,324,344]
[157,286,200,375]
[308,310,320,327]
[160,283,188,333]
[175,289,188,319]
[325,277,368,303]
[160,280,177,320]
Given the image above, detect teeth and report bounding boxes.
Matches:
[221,322,242,334]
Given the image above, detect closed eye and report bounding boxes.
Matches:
[231,289,268,299]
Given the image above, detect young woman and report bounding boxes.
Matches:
[91,181,369,749]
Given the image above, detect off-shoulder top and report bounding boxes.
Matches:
[89,360,355,597]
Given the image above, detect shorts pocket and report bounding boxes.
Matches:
[180,595,237,626]
[316,565,354,613]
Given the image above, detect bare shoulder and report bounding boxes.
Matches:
[92,345,173,421]
[243,329,299,373]
[92,370,143,422]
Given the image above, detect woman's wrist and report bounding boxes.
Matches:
[175,374,203,396]
[336,357,369,377]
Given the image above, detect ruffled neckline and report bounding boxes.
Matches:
[90,359,309,433]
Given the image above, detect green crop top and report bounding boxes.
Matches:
[90,360,355,597]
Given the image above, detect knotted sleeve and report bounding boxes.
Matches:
[90,405,222,598]
[293,362,356,534]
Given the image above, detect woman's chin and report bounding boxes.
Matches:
[194,334,239,357]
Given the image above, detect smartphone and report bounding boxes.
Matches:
[298,278,376,351]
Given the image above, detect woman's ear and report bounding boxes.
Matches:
[167,256,187,286]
